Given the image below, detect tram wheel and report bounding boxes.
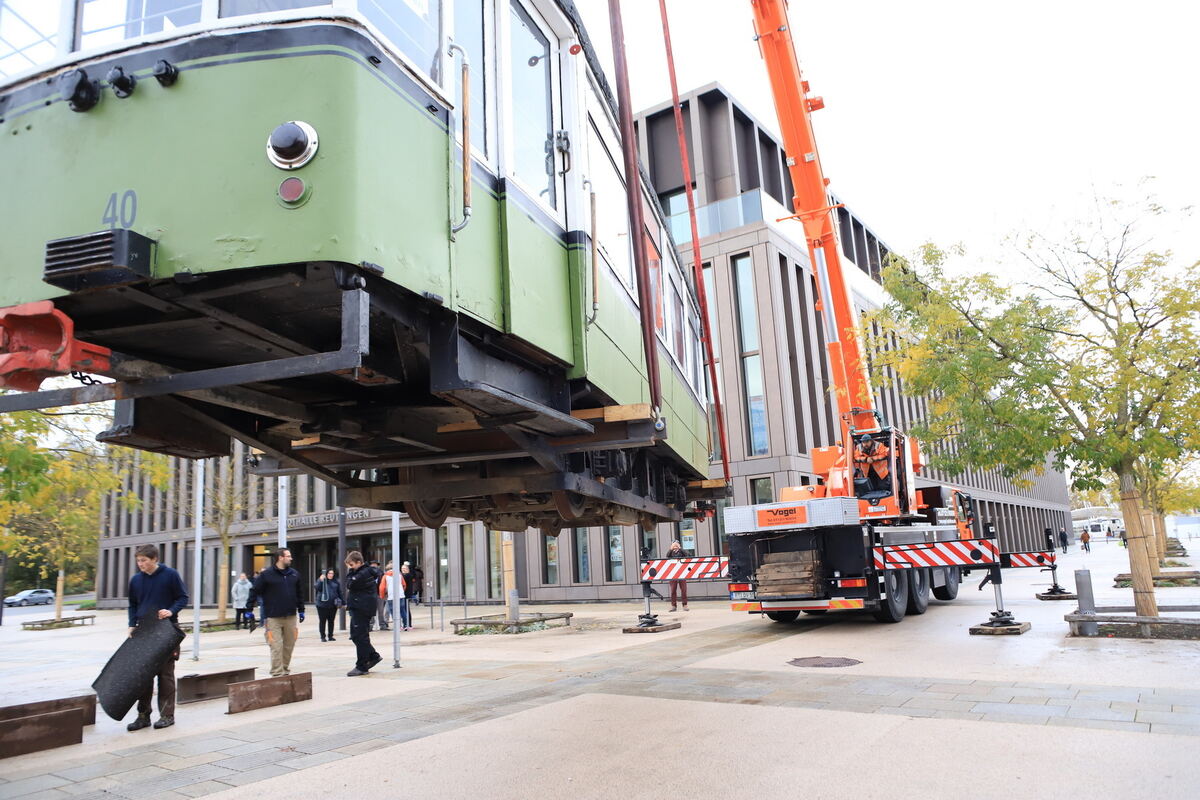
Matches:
[552,490,586,521]
[404,498,450,529]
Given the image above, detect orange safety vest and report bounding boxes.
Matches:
[853,439,890,480]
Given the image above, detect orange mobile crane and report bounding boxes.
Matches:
[642,0,1067,629]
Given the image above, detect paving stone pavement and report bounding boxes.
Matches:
[3,620,1200,799]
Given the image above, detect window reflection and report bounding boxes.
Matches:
[453,0,487,157]
[0,0,59,79]
[508,1,555,207]
[361,0,442,85]
[79,0,201,51]
[219,0,327,16]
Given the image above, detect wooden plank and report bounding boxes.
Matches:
[177,668,257,704]
[0,709,83,759]
[763,551,816,564]
[227,672,312,714]
[622,622,682,633]
[1064,614,1200,626]
[0,695,95,726]
[687,479,729,489]
[438,403,654,434]
[756,565,817,578]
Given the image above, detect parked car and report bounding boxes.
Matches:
[4,589,55,607]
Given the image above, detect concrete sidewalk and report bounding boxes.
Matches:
[1,540,1197,799]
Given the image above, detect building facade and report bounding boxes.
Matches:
[95,83,1071,609]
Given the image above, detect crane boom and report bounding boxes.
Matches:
[749,0,876,435]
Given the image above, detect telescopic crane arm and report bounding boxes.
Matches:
[749,0,878,436]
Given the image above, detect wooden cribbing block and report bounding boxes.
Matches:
[763,551,816,563]
[0,694,95,726]
[227,672,312,715]
[0,708,84,759]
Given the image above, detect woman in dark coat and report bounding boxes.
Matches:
[314,568,343,642]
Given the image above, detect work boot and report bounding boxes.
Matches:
[127,714,151,731]
[347,668,368,677]
[327,636,336,641]
[153,716,174,729]
[320,635,327,642]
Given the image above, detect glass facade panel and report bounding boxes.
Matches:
[605,525,624,582]
[572,527,589,583]
[487,529,502,598]
[0,1,59,79]
[453,0,487,157]
[743,353,768,455]
[638,524,655,561]
[360,0,442,83]
[750,476,773,505]
[80,0,202,51]
[732,254,758,351]
[437,525,449,598]
[542,534,558,584]
[676,519,696,555]
[460,524,475,598]
[508,0,555,207]
[714,498,731,555]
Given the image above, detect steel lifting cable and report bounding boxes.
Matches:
[657,0,731,486]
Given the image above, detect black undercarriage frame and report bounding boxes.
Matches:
[0,262,721,531]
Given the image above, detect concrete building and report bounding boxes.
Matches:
[95,83,1071,610]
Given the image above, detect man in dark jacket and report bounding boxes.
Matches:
[246,548,304,677]
[344,550,383,676]
[126,544,188,731]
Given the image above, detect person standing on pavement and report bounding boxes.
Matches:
[367,560,382,630]
[245,549,305,677]
[399,563,415,629]
[411,563,424,605]
[231,572,252,631]
[126,544,188,732]
[1081,530,1091,552]
[314,568,342,642]
[378,562,396,630]
[1058,528,1069,554]
[344,551,383,676]
[665,540,689,612]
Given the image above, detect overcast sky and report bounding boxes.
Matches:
[575,0,1199,266]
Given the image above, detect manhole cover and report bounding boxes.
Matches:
[788,656,862,668]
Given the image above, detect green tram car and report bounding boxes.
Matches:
[0,0,721,532]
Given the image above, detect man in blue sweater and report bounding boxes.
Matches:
[246,548,305,677]
[126,544,188,731]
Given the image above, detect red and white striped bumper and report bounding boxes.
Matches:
[640,556,729,581]
[873,538,999,570]
[1002,551,1057,568]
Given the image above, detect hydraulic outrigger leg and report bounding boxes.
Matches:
[1036,528,1077,601]
[970,565,1031,635]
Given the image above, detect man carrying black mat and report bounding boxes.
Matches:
[245,548,305,677]
[126,544,188,732]
[344,551,382,676]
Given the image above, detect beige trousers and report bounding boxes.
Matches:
[265,615,298,677]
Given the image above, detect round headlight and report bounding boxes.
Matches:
[267,120,318,169]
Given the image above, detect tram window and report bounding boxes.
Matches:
[0,1,59,79]
[670,280,684,364]
[453,0,488,158]
[587,118,633,288]
[360,0,443,85]
[219,0,327,17]
[79,0,201,51]
[508,0,555,208]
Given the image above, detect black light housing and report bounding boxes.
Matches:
[59,69,100,112]
[106,66,136,98]
[266,120,319,169]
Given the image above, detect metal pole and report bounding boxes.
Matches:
[0,551,8,627]
[337,506,347,632]
[277,476,288,548]
[192,459,205,661]
[1075,569,1099,636]
[440,598,445,633]
[391,512,401,668]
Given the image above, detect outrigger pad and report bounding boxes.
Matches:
[92,615,185,721]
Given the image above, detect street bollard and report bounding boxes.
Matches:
[1074,569,1099,636]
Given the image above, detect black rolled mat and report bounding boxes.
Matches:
[92,615,186,721]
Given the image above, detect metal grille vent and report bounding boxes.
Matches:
[44,229,154,292]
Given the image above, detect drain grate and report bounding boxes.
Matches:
[788,656,862,668]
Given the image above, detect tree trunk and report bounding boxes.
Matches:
[1154,512,1169,562]
[1118,470,1158,617]
[1141,507,1162,574]
[54,568,65,622]
[216,544,230,623]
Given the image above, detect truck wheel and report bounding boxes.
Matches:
[802,609,827,615]
[872,570,908,623]
[906,568,930,615]
[933,567,960,601]
[765,611,799,623]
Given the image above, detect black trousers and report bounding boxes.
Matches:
[316,606,336,638]
[349,608,379,671]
